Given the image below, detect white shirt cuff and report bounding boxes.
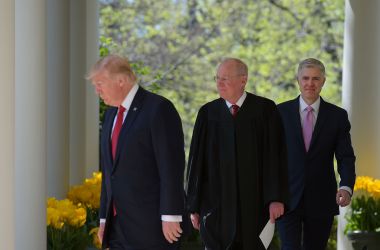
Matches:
[161,215,182,222]
[100,216,182,223]
[339,186,353,196]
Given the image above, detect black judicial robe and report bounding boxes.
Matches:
[186,92,288,250]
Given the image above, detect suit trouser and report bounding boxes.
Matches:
[107,214,128,249]
[107,215,180,250]
[276,200,334,250]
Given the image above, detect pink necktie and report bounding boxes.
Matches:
[111,105,126,216]
[303,106,313,151]
[231,104,239,117]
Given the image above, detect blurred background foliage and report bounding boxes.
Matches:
[99,0,345,156]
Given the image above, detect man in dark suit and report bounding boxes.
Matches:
[186,58,288,250]
[87,55,185,249]
[277,58,356,250]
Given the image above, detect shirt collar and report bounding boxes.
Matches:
[226,91,247,108]
[121,84,139,110]
[299,95,320,113]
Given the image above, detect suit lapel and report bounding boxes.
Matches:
[309,97,327,150]
[113,87,146,170]
[291,97,305,151]
[104,107,118,167]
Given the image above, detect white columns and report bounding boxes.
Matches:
[47,0,99,198]
[85,0,101,178]
[69,0,99,185]
[0,1,15,249]
[14,0,47,249]
[1,0,99,248]
[47,0,70,198]
[339,1,380,249]
[342,0,380,178]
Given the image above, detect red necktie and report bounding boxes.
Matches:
[111,106,126,160]
[231,104,239,117]
[111,105,125,216]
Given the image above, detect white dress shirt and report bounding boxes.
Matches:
[225,91,247,109]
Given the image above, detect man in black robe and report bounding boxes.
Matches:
[186,58,289,250]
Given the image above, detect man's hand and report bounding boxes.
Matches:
[336,189,351,207]
[97,221,105,244]
[190,213,200,230]
[269,202,284,223]
[162,221,182,244]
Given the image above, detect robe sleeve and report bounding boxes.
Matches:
[185,106,208,213]
[263,101,289,208]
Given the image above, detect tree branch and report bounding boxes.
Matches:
[267,0,302,23]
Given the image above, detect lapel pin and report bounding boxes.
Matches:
[133,107,138,111]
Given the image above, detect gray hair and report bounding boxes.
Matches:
[297,58,326,78]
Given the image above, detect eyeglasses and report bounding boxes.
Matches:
[214,75,245,82]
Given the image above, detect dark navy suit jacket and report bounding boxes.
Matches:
[100,87,186,249]
[277,96,355,217]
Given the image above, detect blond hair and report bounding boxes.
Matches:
[86,54,137,83]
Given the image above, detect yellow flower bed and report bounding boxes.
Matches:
[345,176,380,233]
[354,176,380,198]
[47,197,87,229]
[67,172,101,209]
[47,171,102,249]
